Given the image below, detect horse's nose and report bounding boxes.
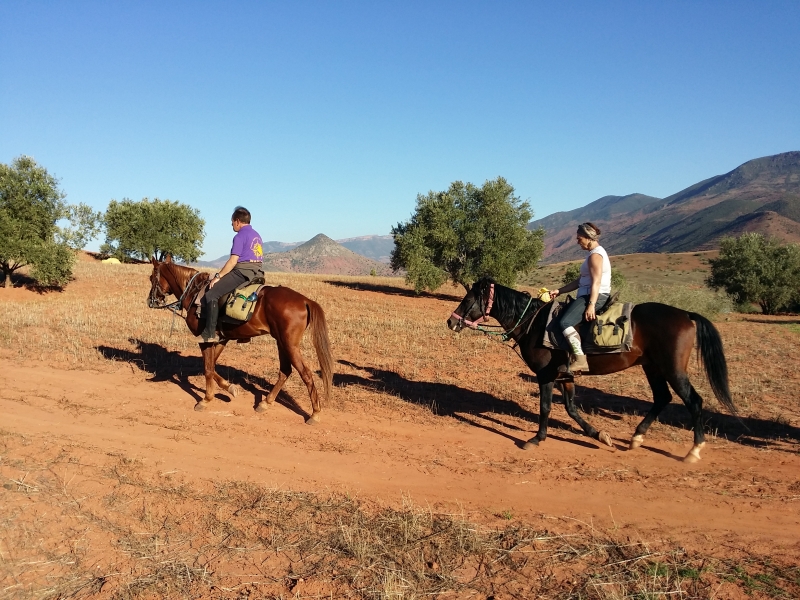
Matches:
[446,316,459,331]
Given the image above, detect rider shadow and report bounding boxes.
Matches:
[323,280,461,301]
[334,360,583,445]
[519,372,800,450]
[95,340,310,419]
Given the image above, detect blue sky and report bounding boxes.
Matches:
[2,1,798,259]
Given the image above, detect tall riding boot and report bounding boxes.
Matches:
[563,326,589,373]
[201,299,220,343]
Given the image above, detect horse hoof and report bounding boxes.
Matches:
[598,431,613,447]
[629,434,645,450]
[683,443,705,463]
[254,402,268,413]
[194,401,210,412]
[228,384,240,398]
[306,414,321,426]
[523,439,540,450]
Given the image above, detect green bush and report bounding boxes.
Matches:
[619,283,732,319]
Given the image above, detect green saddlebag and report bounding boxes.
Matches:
[589,302,631,348]
[224,282,264,322]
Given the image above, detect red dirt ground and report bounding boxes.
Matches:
[1,264,799,597]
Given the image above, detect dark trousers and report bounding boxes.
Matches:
[200,265,263,337]
[558,293,609,331]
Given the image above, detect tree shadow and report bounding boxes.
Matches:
[743,317,800,324]
[0,272,65,294]
[323,280,463,301]
[518,371,800,449]
[95,339,310,419]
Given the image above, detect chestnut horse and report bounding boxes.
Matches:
[448,278,737,462]
[147,257,333,422]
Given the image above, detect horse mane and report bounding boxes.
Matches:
[481,277,543,324]
[161,261,207,293]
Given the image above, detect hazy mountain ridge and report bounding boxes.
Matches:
[197,234,393,269]
[261,234,395,276]
[531,151,800,263]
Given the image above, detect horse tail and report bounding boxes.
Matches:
[687,312,737,416]
[307,300,334,406]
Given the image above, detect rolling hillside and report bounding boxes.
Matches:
[532,151,800,263]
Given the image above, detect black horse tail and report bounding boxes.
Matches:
[687,312,737,416]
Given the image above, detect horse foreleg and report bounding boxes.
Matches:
[524,381,554,449]
[196,342,222,411]
[209,342,239,398]
[256,346,291,412]
[561,381,613,447]
[631,364,673,449]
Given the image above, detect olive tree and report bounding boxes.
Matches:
[102,198,205,263]
[391,177,544,293]
[706,233,800,314]
[0,156,101,288]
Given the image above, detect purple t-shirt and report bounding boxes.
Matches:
[231,225,264,263]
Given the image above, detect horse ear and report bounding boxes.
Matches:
[165,254,172,264]
[151,256,158,265]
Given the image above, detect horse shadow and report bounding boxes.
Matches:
[519,372,800,450]
[333,360,588,448]
[95,340,311,419]
[323,280,462,302]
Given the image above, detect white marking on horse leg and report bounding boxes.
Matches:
[630,434,645,449]
[598,431,613,447]
[683,442,706,463]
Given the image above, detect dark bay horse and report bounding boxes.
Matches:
[147,257,333,422]
[447,278,736,462]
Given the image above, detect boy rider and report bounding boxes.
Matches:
[200,206,264,343]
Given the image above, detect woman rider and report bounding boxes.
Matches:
[549,222,611,373]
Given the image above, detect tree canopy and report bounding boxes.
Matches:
[706,233,800,314]
[391,177,544,292]
[0,156,100,288]
[102,198,205,263]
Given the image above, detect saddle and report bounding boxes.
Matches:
[542,293,634,354]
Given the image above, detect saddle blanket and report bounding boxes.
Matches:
[543,299,634,354]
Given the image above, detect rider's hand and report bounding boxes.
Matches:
[585,302,596,321]
[208,273,220,288]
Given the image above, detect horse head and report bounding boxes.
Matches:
[147,256,175,308]
[447,277,495,332]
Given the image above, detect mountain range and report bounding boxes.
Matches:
[196,151,799,273]
[530,151,800,263]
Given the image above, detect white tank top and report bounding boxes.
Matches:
[578,245,611,297]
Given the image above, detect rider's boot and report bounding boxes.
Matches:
[564,327,589,373]
[200,299,220,343]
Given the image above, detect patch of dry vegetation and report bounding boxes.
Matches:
[3,431,798,600]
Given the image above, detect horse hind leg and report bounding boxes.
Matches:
[631,364,673,449]
[286,345,322,425]
[671,376,706,463]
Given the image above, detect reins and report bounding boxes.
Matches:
[148,264,205,336]
[453,282,548,343]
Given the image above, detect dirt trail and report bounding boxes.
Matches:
[3,357,799,557]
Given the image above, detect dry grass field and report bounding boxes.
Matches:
[1,254,799,599]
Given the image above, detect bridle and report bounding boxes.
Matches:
[148,262,203,316]
[451,283,495,331]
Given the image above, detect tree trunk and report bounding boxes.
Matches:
[1,264,12,288]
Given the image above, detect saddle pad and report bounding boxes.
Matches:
[224,282,265,322]
[543,299,634,354]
